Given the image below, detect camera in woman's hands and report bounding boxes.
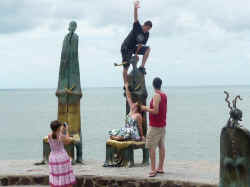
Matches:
[63,122,68,128]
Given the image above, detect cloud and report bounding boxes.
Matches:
[1,0,250,88]
[0,0,53,34]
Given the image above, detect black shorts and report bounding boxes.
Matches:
[121,45,149,68]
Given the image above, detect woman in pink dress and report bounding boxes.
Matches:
[48,120,76,187]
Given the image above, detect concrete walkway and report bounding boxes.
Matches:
[0,160,219,186]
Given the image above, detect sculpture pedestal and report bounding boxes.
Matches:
[103,139,149,168]
[58,101,83,163]
[220,126,250,186]
[58,102,81,135]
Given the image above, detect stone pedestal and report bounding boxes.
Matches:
[220,126,250,187]
[58,101,82,162]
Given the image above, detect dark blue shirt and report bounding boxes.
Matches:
[122,21,149,50]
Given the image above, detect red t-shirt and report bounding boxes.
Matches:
[149,91,167,128]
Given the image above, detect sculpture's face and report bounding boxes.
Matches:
[68,21,77,32]
[220,127,250,187]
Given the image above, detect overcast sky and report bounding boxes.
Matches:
[1,0,250,88]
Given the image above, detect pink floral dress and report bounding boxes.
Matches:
[48,134,76,187]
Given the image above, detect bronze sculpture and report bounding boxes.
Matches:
[104,56,149,167]
[220,91,250,186]
[55,21,83,164]
[37,21,83,165]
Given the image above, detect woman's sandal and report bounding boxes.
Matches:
[148,170,157,177]
[157,170,165,174]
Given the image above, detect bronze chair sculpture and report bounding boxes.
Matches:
[104,56,149,167]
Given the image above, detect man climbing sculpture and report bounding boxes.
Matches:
[116,1,152,83]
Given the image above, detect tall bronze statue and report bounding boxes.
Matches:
[55,21,83,164]
[36,21,83,165]
[220,91,250,186]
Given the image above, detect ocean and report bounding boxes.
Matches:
[1,86,250,162]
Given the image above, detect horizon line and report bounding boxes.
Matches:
[0,84,250,90]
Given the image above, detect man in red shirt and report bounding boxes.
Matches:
[142,77,167,177]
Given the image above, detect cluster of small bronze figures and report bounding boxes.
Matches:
[34,21,250,186]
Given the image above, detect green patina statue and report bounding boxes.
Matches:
[38,21,83,165]
[220,91,250,186]
[56,21,82,104]
[104,56,149,167]
[56,21,83,164]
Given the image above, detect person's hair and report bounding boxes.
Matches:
[50,120,62,139]
[144,20,153,28]
[135,102,142,114]
[153,77,162,90]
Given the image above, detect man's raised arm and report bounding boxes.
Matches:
[134,1,139,22]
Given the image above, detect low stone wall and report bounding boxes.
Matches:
[0,175,217,187]
[0,160,218,186]
[0,175,47,186]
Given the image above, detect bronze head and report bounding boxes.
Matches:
[68,21,77,32]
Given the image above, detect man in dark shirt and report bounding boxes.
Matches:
[121,2,152,83]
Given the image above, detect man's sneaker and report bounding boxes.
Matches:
[139,66,146,75]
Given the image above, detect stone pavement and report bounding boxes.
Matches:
[0,160,219,186]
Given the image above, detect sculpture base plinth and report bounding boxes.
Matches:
[220,126,250,186]
[103,139,149,168]
[58,102,81,135]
